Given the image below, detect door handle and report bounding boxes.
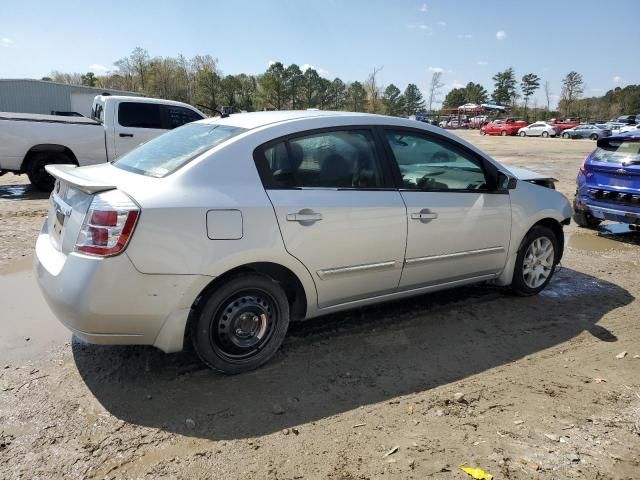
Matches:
[119,133,134,138]
[411,209,439,221]
[286,210,323,223]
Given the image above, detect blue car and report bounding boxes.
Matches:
[574,132,640,228]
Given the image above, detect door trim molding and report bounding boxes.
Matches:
[405,246,505,265]
[317,260,396,280]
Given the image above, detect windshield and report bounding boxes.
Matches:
[114,123,246,177]
[592,139,640,164]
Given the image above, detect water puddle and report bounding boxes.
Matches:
[0,256,69,363]
[568,225,639,252]
[0,184,49,201]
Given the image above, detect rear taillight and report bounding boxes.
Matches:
[75,190,139,257]
[579,155,593,177]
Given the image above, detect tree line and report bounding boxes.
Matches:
[45,47,639,121]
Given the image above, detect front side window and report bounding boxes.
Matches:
[114,123,246,177]
[259,130,385,189]
[384,130,487,191]
[118,102,163,129]
[167,106,203,129]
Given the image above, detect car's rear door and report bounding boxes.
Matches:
[254,127,407,308]
[380,127,511,288]
[114,102,167,158]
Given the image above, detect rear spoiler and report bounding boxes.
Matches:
[597,135,640,148]
[45,164,116,194]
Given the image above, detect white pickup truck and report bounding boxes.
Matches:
[0,95,205,190]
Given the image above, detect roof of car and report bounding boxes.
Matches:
[196,110,388,130]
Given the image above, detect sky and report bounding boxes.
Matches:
[1,0,638,107]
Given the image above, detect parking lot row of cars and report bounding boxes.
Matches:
[479,117,640,140]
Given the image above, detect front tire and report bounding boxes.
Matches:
[510,225,559,296]
[542,131,549,138]
[192,274,290,374]
[573,209,602,229]
[519,131,526,137]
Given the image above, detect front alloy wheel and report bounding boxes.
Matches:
[511,225,559,296]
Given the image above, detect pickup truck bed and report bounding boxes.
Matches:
[0,112,100,126]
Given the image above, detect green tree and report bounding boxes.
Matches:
[284,64,303,109]
[347,81,367,112]
[404,83,425,115]
[258,62,288,110]
[301,68,321,108]
[382,84,405,116]
[236,73,257,111]
[491,67,517,106]
[81,72,97,87]
[329,78,347,110]
[464,82,488,104]
[521,73,541,121]
[221,75,240,111]
[443,87,467,108]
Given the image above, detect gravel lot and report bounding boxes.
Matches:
[0,131,639,479]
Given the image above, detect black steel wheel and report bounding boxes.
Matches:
[192,274,290,374]
[26,152,71,191]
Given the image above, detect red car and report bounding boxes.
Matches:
[548,118,581,134]
[480,118,527,136]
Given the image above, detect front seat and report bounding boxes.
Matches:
[320,154,351,187]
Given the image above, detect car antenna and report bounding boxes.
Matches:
[196,104,229,118]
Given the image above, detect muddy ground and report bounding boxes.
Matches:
[0,132,639,479]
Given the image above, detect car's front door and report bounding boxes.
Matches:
[114,102,168,158]
[255,128,407,308]
[380,128,512,289]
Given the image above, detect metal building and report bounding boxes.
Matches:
[0,79,142,117]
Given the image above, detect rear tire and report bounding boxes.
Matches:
[26,152,71,191]
[573,210,602,229]
[191,274,290,374]
[510,225,559,296]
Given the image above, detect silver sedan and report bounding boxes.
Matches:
[36,111,572,373]
[561,124,611,140]
[517,122,558,138]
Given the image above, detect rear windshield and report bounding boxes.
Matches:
[114,123,246,177]
[592,139,640,164]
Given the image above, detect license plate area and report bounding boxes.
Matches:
[50,185,73,245]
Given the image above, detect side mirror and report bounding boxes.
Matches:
[497,171,518,190]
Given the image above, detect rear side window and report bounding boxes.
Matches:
[167,106,203,129]
[592,139,640,164]
[114,123,246,177]
[257,129,386,189]
[118,102,163,129]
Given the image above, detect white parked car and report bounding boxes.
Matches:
[619,124,640,134]
[517,122,558,138]
[36,111,572,374]
[0,95,204,190]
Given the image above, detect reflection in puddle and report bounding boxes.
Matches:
[568,224,639,252]
[0,184,49,200]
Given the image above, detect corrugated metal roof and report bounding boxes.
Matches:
[0,79,142,115]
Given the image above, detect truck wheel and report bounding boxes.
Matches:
[501,130,508,136]
[26,152,70,192]
[573,210,602,229]
[191,273,290,374]
[510,225,559,296]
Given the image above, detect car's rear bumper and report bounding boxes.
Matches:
[34,221,212,352]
